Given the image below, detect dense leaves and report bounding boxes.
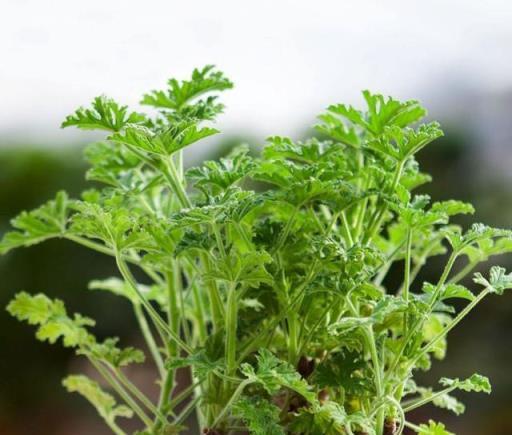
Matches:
[3,67,512,435]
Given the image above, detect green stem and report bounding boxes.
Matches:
[225,283,238,378]
[116,255,192,353]
[133,304,165,377]
[403,386,455,413]
[113,367,166,423]
[365,327,384,435]
[213,380,253,428]
[90,358,153,428]
[408,287,490,370]
[448,260,478,284]
[341,211,354,247]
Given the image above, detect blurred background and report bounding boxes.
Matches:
[1,1,511,434]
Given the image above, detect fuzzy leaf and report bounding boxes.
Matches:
[62,96,145,131]
[0,191,70,254]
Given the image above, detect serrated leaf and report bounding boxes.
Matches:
[0,191,69,254]
[87,338,145,368]
[417,420,454,435]
[439,373,491,394]
[141,65,233,113]
[62,96,145,131]
[63,375,133,425]
[7,292,94,348]
[233,396,284,435]
[241,349,317,403]
[473,266,512,295]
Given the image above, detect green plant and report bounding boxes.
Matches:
[3,66,512,435]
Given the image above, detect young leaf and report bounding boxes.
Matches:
[241,349,317,403]
[0,191,69,254]
[63,375,133,425]
[473,266,512,295]
[439,373,492,393]
[62,96,145,131]
[141,65,233,113]
[417,420,454,435]
[7,292,94,348]
[233,396,284,435]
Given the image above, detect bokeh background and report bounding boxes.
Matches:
[1,1,511,434]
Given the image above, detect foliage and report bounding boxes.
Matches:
[3,66,512,435]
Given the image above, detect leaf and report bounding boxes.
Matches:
[369,123,443,162]
[422,283,475,302]
[141,65,233,113]
[166,351,221,379]
[439,373,492,394]
[414,386,466,415]
[62,96,146,131]
[233,396,284,435]
[63,375,133,425]
[314,349,373,395]
[205,250,273,288]
[241,349,317,403]
[110,122,218,157]
[88,277,166,306]
[417,420,454,435]
[473,266,512,295]
[87,338,145,368]
[447,223,512,251]
[7,292,94,348]
[0,191,70,254]
[187,145,255,195]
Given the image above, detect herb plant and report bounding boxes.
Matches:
[3,66,512,435]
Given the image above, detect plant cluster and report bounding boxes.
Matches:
[3,66,512,435]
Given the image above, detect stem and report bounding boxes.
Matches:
[90,358,153,428]
[408,287,490,369]
[365,327,384,435]
[116,255,192,353]
[114,367,166,423]
[225,283,238,378]
[403,229,412,303]
[403,386,455,413]
[133,304,165,377]
[448,260,478,284]
[212,379,252,428]
[341,211,354,247]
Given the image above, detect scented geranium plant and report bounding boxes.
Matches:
[3,66,512,435]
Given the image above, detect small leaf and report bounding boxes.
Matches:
[233,396,284,435]
[0,191,70,254]
[63,375,133,424]
[473,266,512,295]
[439,373,492,394]
[62,96,145,131]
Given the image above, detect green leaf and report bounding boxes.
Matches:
[447,223,512,251]
[87,338,145,368]
[205,250,273,288]
[439,373,492,394]
[110,122,218,156]
[0,191,69,255]
[141,65,233,113]
[241,349,317,403]
[422,283,475,302]
[7,292,94,348]
[233,396,284,435]
[417,420,454,435]
[62,96,146,131]
[314,349,373,395]
[473,266,512,295]
[63,375,133,424]
[368,123,443,162]
[187,145,255,195]
[414,386,466,415]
